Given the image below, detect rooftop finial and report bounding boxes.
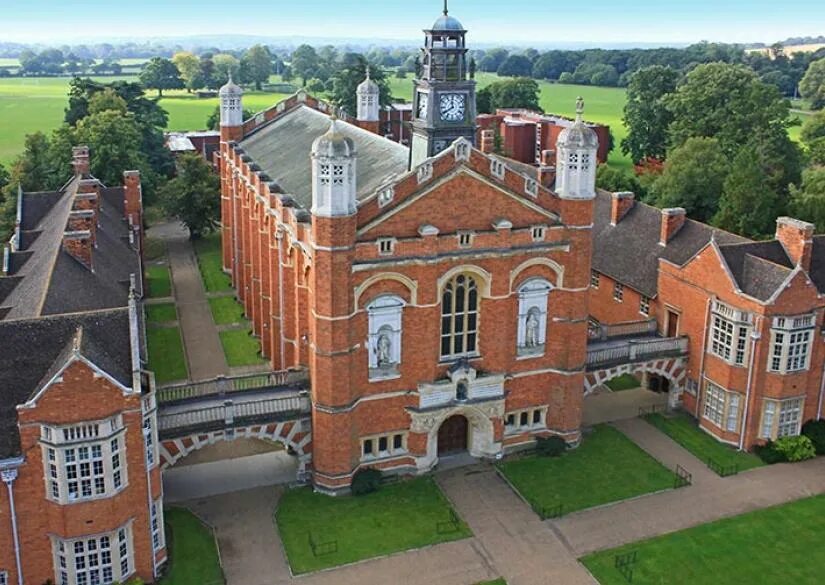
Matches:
[365,65,371,79]
[444,0,449,15]
[575,96,584,122]
[228,70,233,84]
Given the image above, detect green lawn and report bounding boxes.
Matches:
[276,477,471,574]
[604,373,640,392]
[219,328,266,367]
[208,296,246,325]
[643,413,764,474]
[193,233,232,293]
[160,508,224,585]
[145,302,177,324]
[582,494,825,585]
[146,264,173,298]
[497,425,677,517]
[477,580,507,585]
[147,326,188,383]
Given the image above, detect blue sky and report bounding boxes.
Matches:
[2,0,822,45]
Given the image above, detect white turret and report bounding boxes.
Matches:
[219,73,244,129]
[356,66,380,122]
[555,97,598,200]
[311,111,357,217]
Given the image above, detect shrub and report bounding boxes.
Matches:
[754,440,786,464]
[536,436,567,457]
[801,419,825,455]
[351,468,382,496]
[774,436,817,462]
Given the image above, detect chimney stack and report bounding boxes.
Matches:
[62,231,93,270]
[660,208,686,245]
[610,192,635,226]
[480,129,495,154]
[123,170,144,253]
[72,145,90,177]
[776,217,814,271]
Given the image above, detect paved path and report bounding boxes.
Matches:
[582,388,668,426]
[553,417,825,556]
[165,231,229,381]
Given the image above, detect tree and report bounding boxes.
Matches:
[88,88,128,115]
[532,51,571,80]
[497,55,533,77]
[478,48,509,73]
[330,55,391,118]
[139,57,183,98]
[801,110,825,165]
[172,52,202,91]
[212,54,241,84]
[666,63,793,157]
[291,44,320,86]
[159,153,221,239]
[790,167,825,232]
[714,145,782,238]
[800,58,825,110]
[478,78,541,113]
[621,66,680,163]
[206,106,255,131]
[595,164,645,198]
[241,45,273,90]
[652,137,729,223]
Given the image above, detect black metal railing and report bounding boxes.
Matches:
[674,464,692,489]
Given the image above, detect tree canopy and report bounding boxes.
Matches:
[477,78,541,114]
[159,153,221,239]
[172,52,202,92]
[330,54,391,118]
[800,58,825,110]
[621,65,680,163]
[241,45,273,90]
[139,57,184,97]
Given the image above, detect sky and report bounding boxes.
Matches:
[1,0,823,46]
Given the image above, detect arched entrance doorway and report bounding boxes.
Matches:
[437,415,469,455]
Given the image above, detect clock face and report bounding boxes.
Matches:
[439,93,466,122]
[417,92,429,119]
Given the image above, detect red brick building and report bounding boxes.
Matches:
[0,147,164,585]
[217,6,599,493]
[590,191,825,448]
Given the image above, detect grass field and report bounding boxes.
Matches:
[604,373,640,392]
[276,477,471,574]
[193,234,232,293]
[146,264,173,298]
[208,296,245,325]
[160,508,224,585]
[497,425,677,517]
[147,326,188,384]
[643,413,764,474]
[146,302,177,324]
[582,494,825,585]
[219,328,266,367]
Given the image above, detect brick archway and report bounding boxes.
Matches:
[584,357,687,397]
[159,419,312,472]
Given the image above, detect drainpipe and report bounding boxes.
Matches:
[2,467,24,585]
[277,230,286,368]
[695,297,713,419]
[143,419,158,580]
[739,318,762,451]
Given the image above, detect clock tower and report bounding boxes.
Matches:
[409,1,477,170]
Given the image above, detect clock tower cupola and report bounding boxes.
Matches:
[409,1,477,169]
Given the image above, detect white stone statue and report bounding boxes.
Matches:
[525,310,540,347]
[376,333,392,366]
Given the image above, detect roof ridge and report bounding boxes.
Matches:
[742,251,793,271]
[0,305,129,325]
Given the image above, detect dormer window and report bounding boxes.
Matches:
[377,238,395,256]
[531,226,546,241]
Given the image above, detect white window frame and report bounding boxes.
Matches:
[361,432,408,461]
[590,271,600,289]
[702,381,742,433]
[516,278,552,357]
[366,295,404,379]
[53,523,134,585]
[504,408,547,434]
[150,499,165,553]
[768,315,815,374]
[708,301,751,366]
[41,417,128,505]
[440,274,480,360]
[0,570,7,585]
[530,225,546,242]
[613,282,624,302]
[377,237,395,256]
[457,231,474,248]
[760,397,804,440]
[143,414,157,469]
[639,296,651,317]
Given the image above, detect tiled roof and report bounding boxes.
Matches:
[810,236,825,294]
[717,241,794,301]
[240,105,409,210]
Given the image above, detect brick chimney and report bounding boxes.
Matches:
[776,217,814,271]
[660,208,686,245]
[72,145,90,176]
[123,170,144,252]
[610,192,635,226]
[63,231,93,270]
[538,165,555,188]
[480,129,495,154]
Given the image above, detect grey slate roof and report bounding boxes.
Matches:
[0,180,140,319]
[717,241,794,301]
[0,309,133,459]
[240,105,409,210]
[592,190,747,298]
[810,236,825,294]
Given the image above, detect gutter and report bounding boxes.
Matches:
[1,458,25,585]
[695,297,713,419]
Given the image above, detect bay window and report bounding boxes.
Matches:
[760,397,804,439]
[708,301,751,366]
[769,315,815,374]
[53,525,133,585]
[702,381,742,433]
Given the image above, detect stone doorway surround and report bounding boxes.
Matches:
[437,414,470,455]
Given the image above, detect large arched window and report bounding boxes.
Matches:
[441,274,479,359]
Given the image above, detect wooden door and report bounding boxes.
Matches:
[437,415,469,455]
[666,311,679,337]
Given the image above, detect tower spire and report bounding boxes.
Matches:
[444,0,448,15]
[575,96,584,123]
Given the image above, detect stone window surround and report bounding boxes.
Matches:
[760,396,804,440]
[440,273,480,360]
[639,295,651,317]
[702,380,742,433]
[52,522,134,585]
[0,570,6,585]
[708,301,752,367]
[613,282,624,302]
[530,225,546,242]
[590,270,600,289]
[417,366,505,410]
[516,278,552,359]
[361,431,408,461]
[41,417,128,505]
[377,237,395,256]
[367,295,405,381]
[768,314,815,374]
[150,499,165,553]
[504,407,547,435]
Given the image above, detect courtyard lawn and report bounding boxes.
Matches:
[643,413,764,474]
[160,508,223,585]
[276,477,471,574]
[208,296,246,325]
[146,264,173,298]
[193,234,232,293]
[145,302,177,324]
[497,425,677,517]
[604,373,640,392]
[147,326,188,383]
[477,580,507,585]
[219,328,266,367]
[582,494,825,585]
